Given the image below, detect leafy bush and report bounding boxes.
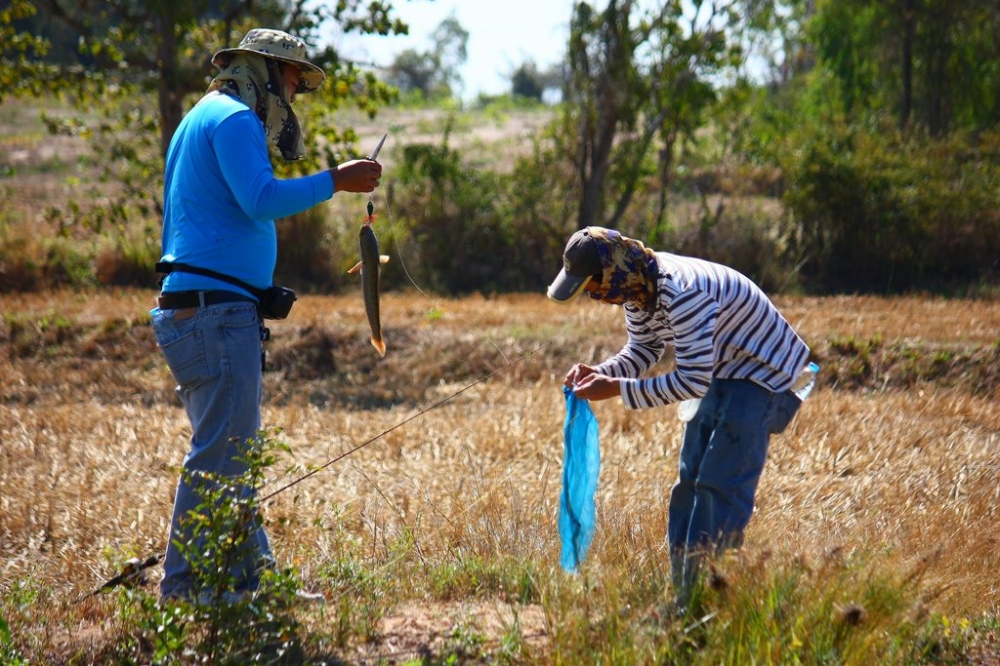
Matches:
[276,206,343,292]
[386,130,565,295]
[781,121,1000,293]
[145,427,307,663]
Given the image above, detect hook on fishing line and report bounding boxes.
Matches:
[365,132,386,225]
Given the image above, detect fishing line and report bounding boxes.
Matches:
[259,340,550,504]
[376,180,512,364]
[78,340,551,602]
[375,188,432,303]
[81,136,550,600]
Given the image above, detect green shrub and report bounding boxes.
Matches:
[148,427,307,663]
[389,136,517,294]
[782,122,1000,293]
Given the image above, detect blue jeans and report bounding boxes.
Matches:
[151,301,273,599]
[668,379,801,600]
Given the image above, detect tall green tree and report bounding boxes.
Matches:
[510,60,545,101]
[741,0,1000,292]
[0,0,61,97]
[562,0,745,235]
[809,0,1000,134]
[12,0,405,156]
[508,59,562,102]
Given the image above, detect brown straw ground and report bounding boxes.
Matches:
[1,289,998,658]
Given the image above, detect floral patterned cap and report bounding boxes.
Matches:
[548,226,659,311]
[212,28,326,93]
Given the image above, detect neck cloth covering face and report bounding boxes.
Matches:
[585,227,659,311]
[207,53,306,161]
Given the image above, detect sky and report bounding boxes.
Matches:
[337,0,577,99]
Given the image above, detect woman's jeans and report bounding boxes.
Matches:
[668,378,802,603]
[151,301,273,600]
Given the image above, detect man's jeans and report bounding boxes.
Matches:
[151,301,273,600]
[668,378,802,601]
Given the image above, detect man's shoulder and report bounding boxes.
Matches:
[189,91,253,124]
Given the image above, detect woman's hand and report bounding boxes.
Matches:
[564,363,596,388]
[571,372,621,401]
[565,364,620,401]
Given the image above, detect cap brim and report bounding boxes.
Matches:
[546,270,591,303]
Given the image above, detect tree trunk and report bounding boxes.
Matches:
[578,101,617,229]
[900,0,914,129]
[156,4,181,157]
[574,0,633,229]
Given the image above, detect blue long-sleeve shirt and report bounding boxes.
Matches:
[159,91,334,297]
[594,253,811,409]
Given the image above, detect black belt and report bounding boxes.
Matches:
[157,290,257,310]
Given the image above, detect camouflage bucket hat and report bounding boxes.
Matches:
[212,28,326,93]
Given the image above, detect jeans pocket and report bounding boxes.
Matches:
[218,304,259,329]
[768,390,802,435]
[160,328,212,391]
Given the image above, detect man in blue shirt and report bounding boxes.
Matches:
[152,28,381,605]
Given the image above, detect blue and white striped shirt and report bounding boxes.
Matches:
[594,253,810,410]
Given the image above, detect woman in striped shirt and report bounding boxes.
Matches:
[548,226,812,608]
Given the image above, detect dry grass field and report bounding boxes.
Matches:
[2,287,999,663]
[2,95,999,662]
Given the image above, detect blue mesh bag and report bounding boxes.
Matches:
[558,385,601,572]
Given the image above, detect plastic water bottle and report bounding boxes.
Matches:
[677,398,701,422]
[791,362,820,402]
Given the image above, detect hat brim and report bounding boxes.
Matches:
[547,270,591,304]
[212,48,326,92]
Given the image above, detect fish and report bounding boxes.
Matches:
[347,134,390,356]
[348,218,390,357]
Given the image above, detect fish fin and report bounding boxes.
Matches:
[379,255,390,264]
[347,261,363,274]
[371,336,386,357]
